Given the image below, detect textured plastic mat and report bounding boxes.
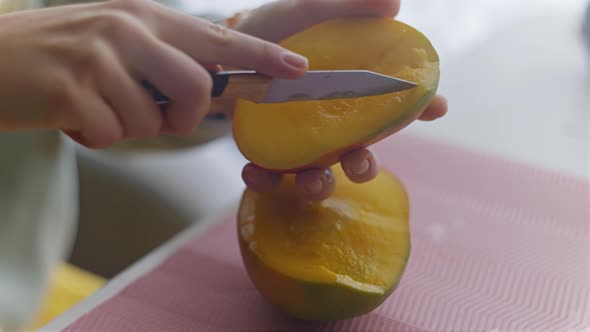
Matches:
[63,134,590,332]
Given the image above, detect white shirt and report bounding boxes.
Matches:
[0,131,78,331]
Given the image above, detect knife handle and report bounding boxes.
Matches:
[143,71,270,112]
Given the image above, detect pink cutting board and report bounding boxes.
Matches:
[63,134,590,331]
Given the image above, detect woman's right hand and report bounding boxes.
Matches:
[0,0,308,148]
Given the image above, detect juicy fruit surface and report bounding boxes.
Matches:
[233,18,439,171]
[238,167,411,320]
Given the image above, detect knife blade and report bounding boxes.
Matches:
[144,70,416,106]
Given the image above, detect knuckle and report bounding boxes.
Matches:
[105,0,149,14]
[90,10,151,54]
[46,72,77,116]
[205,22,234,47]
[71,38,112,79]
[86,39,110,67]
[95,11,138,36]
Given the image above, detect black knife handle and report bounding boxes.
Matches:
[142,71,232,105]
[211,72,231,97]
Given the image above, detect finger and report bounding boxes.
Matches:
[231,0,401,42]
[340,148,378,183]
[69,93,123,149]
[81,10,210,136]
[128,37,213,136]
[97,47,163,139]
[242,163,282,192]
[114,1,308,79]
[296,168,335,201]
[418,95,448,121]
[168,18,308,78]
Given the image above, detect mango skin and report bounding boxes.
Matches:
[237,168,411,321]
[240,240,397,321]
[239,237,401,321]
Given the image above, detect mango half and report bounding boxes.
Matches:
[233,18,440,171]
[237,167,410,321]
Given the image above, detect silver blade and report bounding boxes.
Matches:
[263,70,416,103]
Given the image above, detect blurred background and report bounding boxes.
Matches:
[1,0,588,279]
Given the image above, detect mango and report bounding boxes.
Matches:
[232,18,439,171]
[237,167,410,321]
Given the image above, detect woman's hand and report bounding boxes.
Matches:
[0,0,308,148]
[233,0,448,201]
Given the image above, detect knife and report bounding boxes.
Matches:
[143,70,416,109]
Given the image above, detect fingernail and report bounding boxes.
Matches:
[304,178,324,195]
[352,159,370,175]
[281,52,308,70]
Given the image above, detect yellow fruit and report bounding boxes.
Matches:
[237,167,411,321]
[233,18,439,172]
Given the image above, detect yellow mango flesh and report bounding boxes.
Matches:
[233,18,439,171]
[238,167,410,320]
